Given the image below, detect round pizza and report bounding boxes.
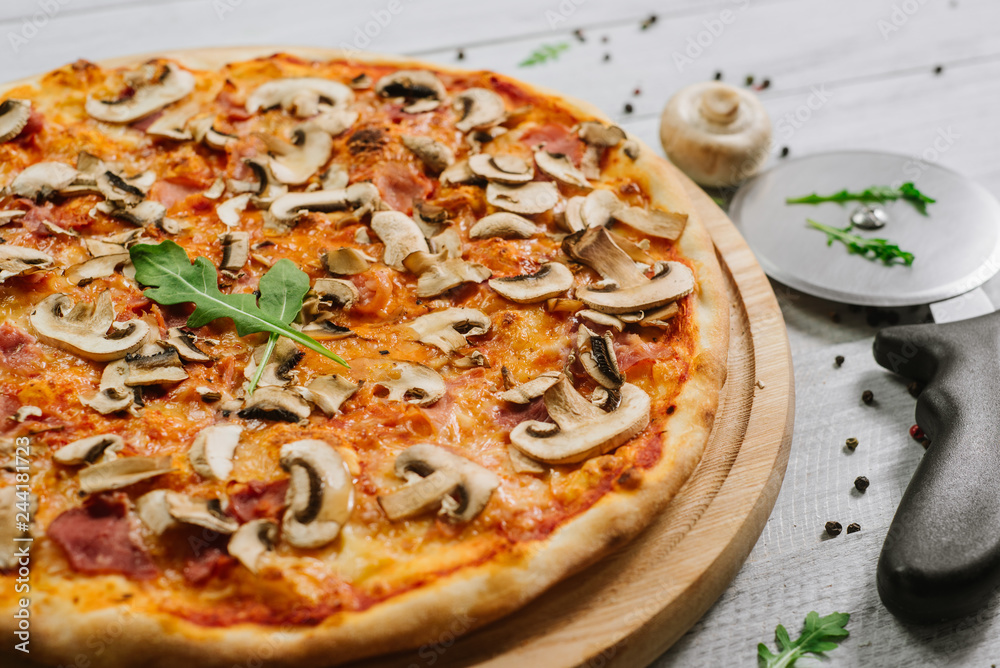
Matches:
[0,48,728,667]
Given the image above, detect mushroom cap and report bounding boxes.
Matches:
[0,99,31,143]
[29,292,149,361]
[408,308,491,354]
[510,378,651,464]
[246,78,354,116]
[486,181,560,215]
[85,63,195,123]
[469,212,539,240]
[280,439,354,549]
[453,88,507,132]
[489,262,574,304]
[577,261,695,314]
[371,211,430,271]
[659,81,772,187]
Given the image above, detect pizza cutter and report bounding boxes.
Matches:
[730,150,1000,623]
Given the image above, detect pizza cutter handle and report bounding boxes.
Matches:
[874,323,1000,622]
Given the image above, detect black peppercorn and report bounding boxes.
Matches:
[603,53,611,62]
[745,74,754,86]
[862,390,874,405]
[847,523,861,534]
[834,355,845,368]
[573,29,585,42]
[624,103,633,114]
[779,146,789,158]
[713,71,723,81]
[854,476,870,492]
[456,49,465,61]
[934,65,944,75]
[825,521,842,537]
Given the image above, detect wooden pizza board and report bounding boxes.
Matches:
[355,170,795,668]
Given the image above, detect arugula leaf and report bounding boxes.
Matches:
[807,219,915,266]
[519,42,570,67]
[786,182,936,215]
[758,611,850,668]
[129,241,347,369]
[247,259,310,394]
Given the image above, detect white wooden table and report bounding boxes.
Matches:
[4,0,999,665]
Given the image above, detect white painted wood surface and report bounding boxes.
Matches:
[3,0,1000,665]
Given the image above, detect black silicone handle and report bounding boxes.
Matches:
[873,311,1000,622]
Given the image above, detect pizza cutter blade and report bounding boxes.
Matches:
[729,150,1000,308]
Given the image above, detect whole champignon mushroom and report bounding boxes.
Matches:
[577,261,695,314]
[377,444,500,522]
[659,81,772,187]
[29,292,148,361]
[228,519,278,574]
[246,78,354,117]
[0,99,31,143]
[375,70,447,113]
[453,88,507,133]
[402,135,454,173]
[0,245,55,283]
[509,376,650,465]
[486,182,560,216]
[408,308,491,354]
[78,455,175,494]
[188,424,243,480]
[469,212,539,239]
[371,211,431,270]
[85,62,195,124]
[372,361,446,407]
[53,434,124,465]
[280,439,354,549]
[489,262,574,304]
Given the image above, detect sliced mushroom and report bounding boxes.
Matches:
[321,165,350,191]
[81,359,136,414]
[312,107,359,136]
[440,159,480,186]
[350,73,372,90]
[468,153,533,185]
[216,193,250,227]
[244,339,304,388]
[188,424,243,480]
[510,376,650,464]
[577,261,696,314]
[78,455,175,494]
[0,487,35,569]
[228,519,278,573]
[546,297,585,313]
[246,78,354,117]
[136,490,177,535]
[613,205,688,241]
[86,62,195,123]
[0,209,26,225]
[402,135,454,173]
[412,201,449,238]
[486,182,560,215]
[454,351,489,368]
[299,319,354,341]
[377,444,499,522]
[166,492,239,534]
[623,139,641,160]
[64,253,130,286]
[322,247,374,275]
[488,262,573,304]
[453,88,507,132]
[408,308,491,354]
[372,361,446,407]
[497,370,562,404]
[370,211,430,270]
[13,406,41,422]
[619,302,680,328]
[375,70,447,114]
[280,439,354,549]
[144,104,197,140]
[219,231,249,272]
[197,386,223,402]
[0,245,55,283]
[307,278,360,311]
[303,374,360,416]
[230,159,288,205]
[469,212,539,239]
[563,226,648,290]
[92,198,167,228]
[0,99,31,142]
[124,345,188,386]
[416,258,491,298]
[268,182,380,227]
[163,327,212,362]
[580,189,621,228]
[578,309,625,331]
[264,123,333,185]
[578,121,626,180]
[576,325,623,389]
[95,171,144,207]
[10,162,79,200]
[535,150,591,189]
[238,387,312,422]
[29,292,148,361]
[53,434,124,465]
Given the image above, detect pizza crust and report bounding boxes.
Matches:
[0,47,729,668]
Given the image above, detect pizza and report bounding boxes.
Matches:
[0,48,728,667]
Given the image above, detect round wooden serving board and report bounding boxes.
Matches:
[356,172,795,668]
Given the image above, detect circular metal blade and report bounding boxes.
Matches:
[729,150,1000,306]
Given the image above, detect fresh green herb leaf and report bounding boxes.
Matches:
[807,219,915,266]
[786,182,936,215]
[246,258,311,394]
[519,42,570,67]
[757,611,850,668]
[129,241,347,369]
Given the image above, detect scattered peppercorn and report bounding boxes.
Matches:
[835,355,845,368]
[854,476,870,492]
[633,87,642,96]
[910,424,931,448]
[862,390,874,405]
[456,49,465,61]
[573,29,585,42]
[760,78,771,90]
[713,70,723,81]
[640,14,658,29]
[745,74,754,86]
[907,381,924,398]
[601,35,609,43]
[603,53,611,62]
[845,437,859,451]
[624,103,634,114]
[847,523,861,534]
[934,65,944,75]
[779,146,789,158]
[825,521,843,537]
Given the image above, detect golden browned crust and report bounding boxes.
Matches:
[0,47,729,668]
